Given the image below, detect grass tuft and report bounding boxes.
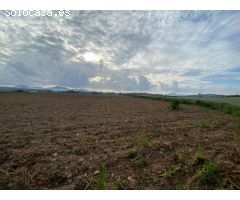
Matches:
[136,136,150,148]
[196,161,218,184]
[96,163,106,190]
[198,120,222,129]
[163,165,179,178]
[132,156,149,167]
[198,121,210,129]
[177,152,189,164]
[127,149,137,159]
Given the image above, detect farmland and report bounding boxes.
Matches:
[182,96,240,107]
[0,93,240,189]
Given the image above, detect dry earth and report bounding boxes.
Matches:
[0,93,239,189]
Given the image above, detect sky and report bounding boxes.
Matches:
[0,11,240,95]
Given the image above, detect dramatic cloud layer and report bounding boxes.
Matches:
[0,11,240,94]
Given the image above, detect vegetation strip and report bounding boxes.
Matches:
[133,95,240,116]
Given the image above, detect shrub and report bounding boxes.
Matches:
[170,100,180,111]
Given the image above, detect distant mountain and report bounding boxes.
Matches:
[0,86,18,92]
[15,85,46,91]
[167,92,183,97]
[47,86,90,93]
[74,88,89,93]
[48,86,69,92]
[186,94,224,98]
[15,85,32,89]
[7,85,90,93]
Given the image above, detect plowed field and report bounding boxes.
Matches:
[0,93,239,189]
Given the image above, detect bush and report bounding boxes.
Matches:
[170,100,180,111]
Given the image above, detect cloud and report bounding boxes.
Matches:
[181,69,203,77]
[0,11,240,94]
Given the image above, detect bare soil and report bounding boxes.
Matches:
[0,93,239,189]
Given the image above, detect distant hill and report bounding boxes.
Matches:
[48,86,69,92]
[0,85,90,93]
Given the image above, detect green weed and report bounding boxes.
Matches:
[196,161,218,184]
[127,149,137,159]
[191,147,206,166]
[175,180,183,190]
[211,119,222,128]
[198,120,222,129]
[96,163,106,190]
[177,152,189,164]
[198,121,210,129]
[132,156,149,167]
[163,165,179,177]
[136,136,150,148]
